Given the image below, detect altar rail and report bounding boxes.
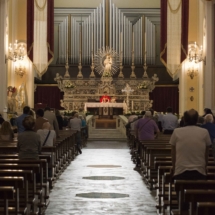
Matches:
[86,115,127,138]
[116,115,128,137]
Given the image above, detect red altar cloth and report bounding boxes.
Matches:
[100,95,111,103]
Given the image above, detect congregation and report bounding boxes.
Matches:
[128,106,215,214]
[1,0,215,214]
[0,106,86,158]
[0,106,215,212]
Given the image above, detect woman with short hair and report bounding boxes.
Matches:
[18,116,41,160]
[0,121,14,141]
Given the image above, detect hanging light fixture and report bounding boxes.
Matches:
[188,42,204,63]
[7,40,25,62]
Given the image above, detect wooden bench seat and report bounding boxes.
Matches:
[0,169,39,214]
[172,180,215,215]
[0,177,27,215]
[0,130,78,215]
[184,189,215,215]
[197,202,215,215]
[0,186,14,215]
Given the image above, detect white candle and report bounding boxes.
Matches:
[92,30,93,54]
[132,31,134,52]
[145,32,146,52]
[144,51,147,63]
[132,101,134,111]
[120,32,123,62]
[120,32,122,52]
[92,31,94,62]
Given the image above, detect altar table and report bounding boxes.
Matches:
[84,103,127,116]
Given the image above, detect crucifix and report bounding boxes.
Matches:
[122,84,134,113]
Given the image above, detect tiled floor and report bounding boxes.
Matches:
[45,141,157,215]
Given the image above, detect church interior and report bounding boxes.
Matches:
[0,0,215,214]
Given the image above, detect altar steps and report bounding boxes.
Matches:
[88,129,126,141]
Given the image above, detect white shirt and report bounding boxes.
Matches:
[170,126,211,176]
[128,115,137,123]
[162,113,178,130]
[37,129,56,147]
[70,117,82,131]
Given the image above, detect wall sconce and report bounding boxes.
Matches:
[188,42,204,63]
[6,40,26,62]
[15,65,26,78]
[187,68,198,79]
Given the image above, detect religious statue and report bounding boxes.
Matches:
[54,73,63,90]
[7,86,17,113]
[152,74,159,84]
[17,83,27,110]
[103,54,112,77]
[91,47,120,77]
[100,92,110,103]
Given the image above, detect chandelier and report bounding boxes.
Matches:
[7,40,25,62]
[188,42,204,63]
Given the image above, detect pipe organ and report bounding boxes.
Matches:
[54,1,160,66]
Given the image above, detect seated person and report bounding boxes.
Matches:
[0,121,14,141]
[100,92,110,103]
[37,122,56,177]
[37,122,56,147]
[34,109,49,132]
[18,116,41,160]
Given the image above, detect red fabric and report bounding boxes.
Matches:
[160,0,168,65]
[160,0,189,66]
[27,0,34,61]
[149,87,179,113]
[34,86,64,110]
[27,0,54,64]
[47,0,54,62]
[100,95,111,103]
[181,0,189,62]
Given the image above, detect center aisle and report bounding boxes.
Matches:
[45,141,157,215]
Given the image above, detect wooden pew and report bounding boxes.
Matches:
[0,130,80,214]
[0,169,40,214]
[142,146,171,189]
[172,180,215,215]
[0,154,54,189]
[0,186,14,215]
[0,159,49,208]
[0,164,43,214]
[184,190,215,215]
[196,202,215,215]
[0,177,26,215]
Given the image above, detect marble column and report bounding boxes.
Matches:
[0,0,8,119]
[204,1,215,111]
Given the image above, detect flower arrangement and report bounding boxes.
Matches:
[64,110,74,116]
[64,81,75,89]
[137,81,148,90]
[102,71,112,77]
